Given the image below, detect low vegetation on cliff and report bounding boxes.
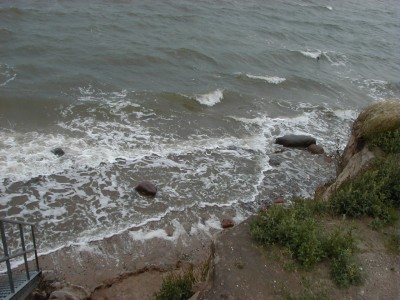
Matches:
[331,127,400,229]
[251,100,400,289]
[251,200,364,287]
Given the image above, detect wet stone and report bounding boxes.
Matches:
[135,181,157,197]
[221,219,235,229]
[165,225,174,237]
[307,144,325,154]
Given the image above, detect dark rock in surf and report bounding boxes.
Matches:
[275,134,316,148]
[51,148,65,157]
[221,219,235,229]
[165,225,174,237]
[307,144,325,155]
[135,181,157,197]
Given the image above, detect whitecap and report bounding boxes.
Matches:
[326,6,333,10]
[323,51,348,66]
[299,50,322,59]
[0,73,16,87]
[194,89,223,106]
[246,74,286,84]
[0,63,17,87]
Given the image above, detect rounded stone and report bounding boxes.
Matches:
[307,144,325,154]
[135,181,157,196]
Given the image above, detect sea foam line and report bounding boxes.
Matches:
[245,74,286,84]
[299,50,322,59]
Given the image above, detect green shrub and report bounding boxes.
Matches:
[330,155,400,226]
[323,228,357,259]
[251,200,363,287]
[251,203,325,269]
[155,270,194,300]
[368,128,400,154]
[330,250,363,288]
[322,228,363,287]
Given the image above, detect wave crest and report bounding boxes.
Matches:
[299,50,322,59]
[245,74,286,84]
[0,63,17,87]
[194,89,224,106]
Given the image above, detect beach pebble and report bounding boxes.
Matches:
[221,219,235,229]
[165,225,174,237]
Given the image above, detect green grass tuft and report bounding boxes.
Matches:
[155,270,195,300]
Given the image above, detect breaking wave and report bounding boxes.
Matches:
[194,89,224,106]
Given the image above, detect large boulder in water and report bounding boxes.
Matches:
[275,134,316,148]
[135,181,157,197]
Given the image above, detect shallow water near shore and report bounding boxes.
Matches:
[0,0,399,260]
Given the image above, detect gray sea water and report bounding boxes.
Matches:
[1,0,399,256]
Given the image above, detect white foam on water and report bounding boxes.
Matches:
[333,109,358,121]
[0,130,75,182]
[0,73,16,87]
[0,63,16,87]
[326,6,333,10]
[194,89,223,106]
[323,51,348,67]
[76,85,128,103]
[129,219,186,242]
[0,89,359,261]
[356,78,393,101]
[299,49,322,59]
[245,74,286,84]
[231,101,357,153]
[0,127,146,182]
[296,49,348,67]
[129,228,169,241]
[205,215,223,230]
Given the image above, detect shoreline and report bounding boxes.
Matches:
[36,217,214,294]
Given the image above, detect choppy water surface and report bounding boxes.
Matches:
[0,0,399,254]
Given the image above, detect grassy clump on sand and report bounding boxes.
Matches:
[155,270,195,300]
[250,200,363,287]
[155,261,209,300]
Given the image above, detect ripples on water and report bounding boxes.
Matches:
[0,0,399,254]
